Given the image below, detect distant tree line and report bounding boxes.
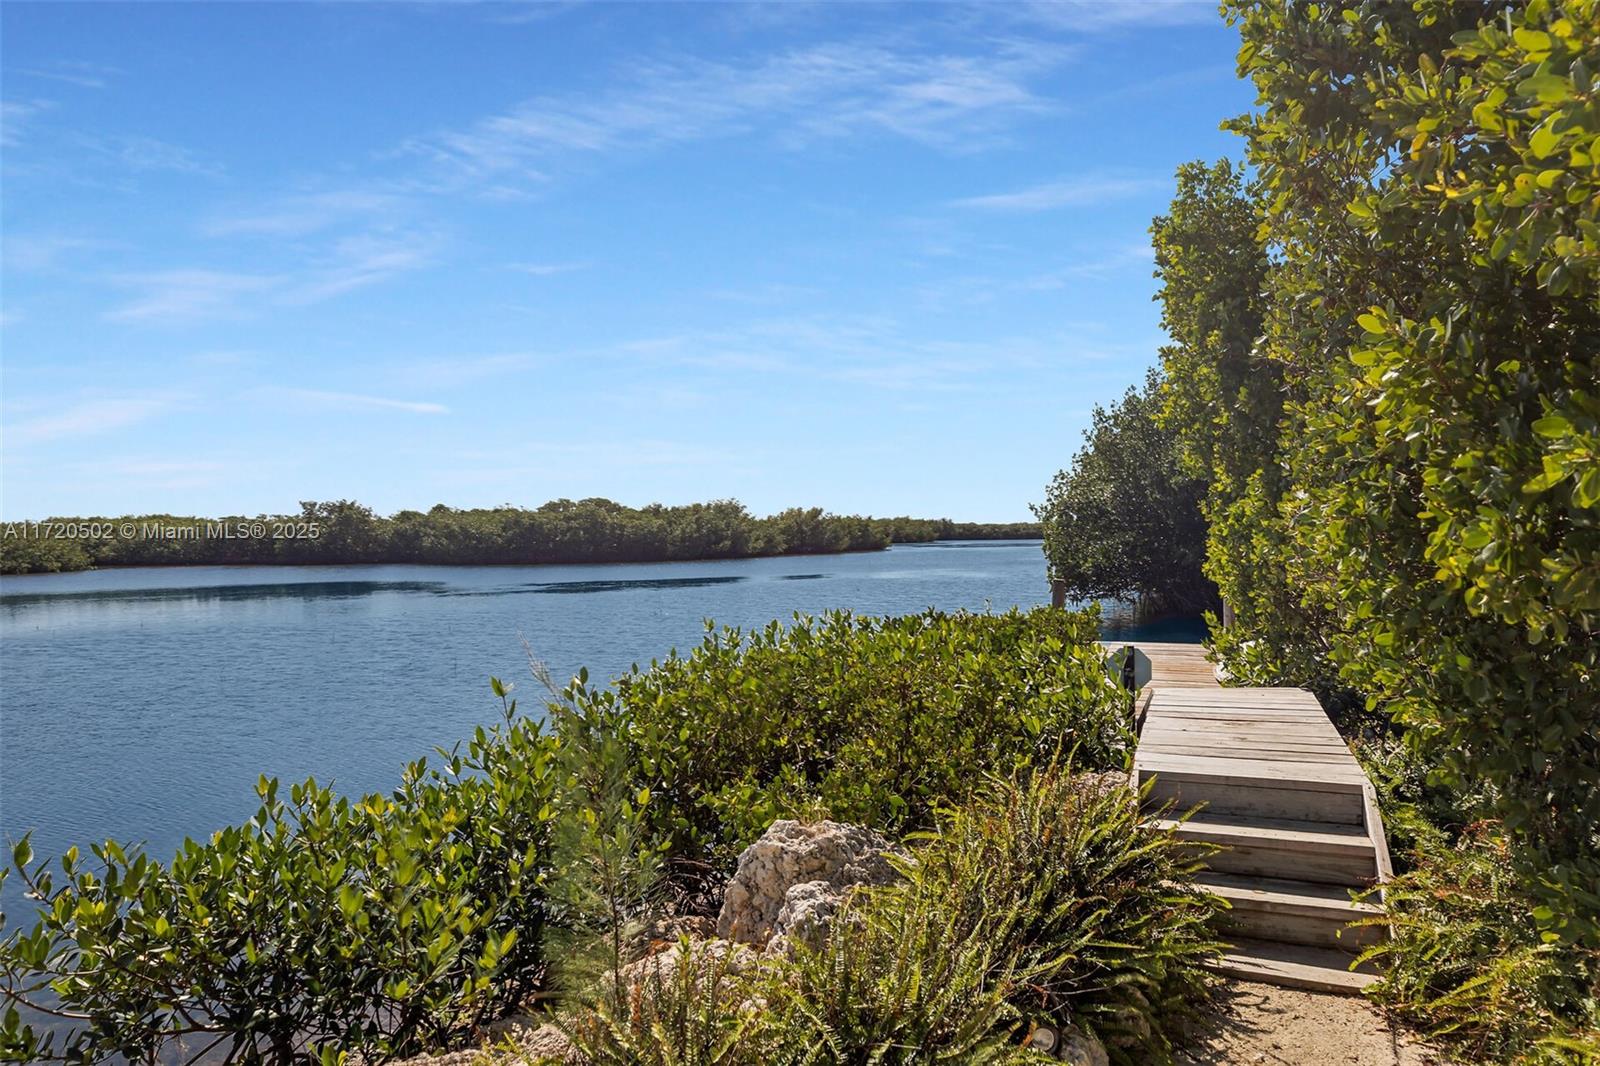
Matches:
[0,499,1040,574]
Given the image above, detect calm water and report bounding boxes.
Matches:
[0,541,1200,884]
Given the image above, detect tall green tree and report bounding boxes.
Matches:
[1035,372,1214,614]
[1214,0,1599,947]
[1147,159,1347,686]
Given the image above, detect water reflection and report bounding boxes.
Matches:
[0,580,447,608]
[523,576,748,594]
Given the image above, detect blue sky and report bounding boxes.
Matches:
[1,1,1252,523]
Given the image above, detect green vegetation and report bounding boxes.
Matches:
[0,687,561,1062]
[0,499,1040,575]
[1034,370,1214,615]
[1034,1,1599,1058]
[562,765,1220,1065]
[1362,826,1600,1063]
[602,606,1130,872]
[775,765,1218,1061]
[2,608,1195,1065]
[1222,1,1599,1055]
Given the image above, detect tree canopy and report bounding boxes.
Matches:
[1034,372,1213,615]
[1199,0,1600,941]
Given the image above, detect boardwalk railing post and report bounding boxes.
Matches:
[1119,645,1138,729]
[1050,578,1067,609]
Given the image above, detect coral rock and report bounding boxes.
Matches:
[716,819,902,950]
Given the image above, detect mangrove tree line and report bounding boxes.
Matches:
[0,499,1040,574]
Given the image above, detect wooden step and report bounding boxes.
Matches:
[1137,753,1365,786]
[1139,764,1366,825]
[1211,937,1379,995]
[1197,872,1383,950]
[1152,814,1379,886]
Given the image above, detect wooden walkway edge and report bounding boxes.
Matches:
[1100,641,1392,995]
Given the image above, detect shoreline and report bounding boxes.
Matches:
[0,537,1045,579]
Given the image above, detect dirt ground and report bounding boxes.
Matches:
[1175,981,1445,1066]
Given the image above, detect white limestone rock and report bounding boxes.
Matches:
[716,819,903,950]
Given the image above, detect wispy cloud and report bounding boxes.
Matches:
[951,174,1167,212]
[905,241,1155,310]
[1021,241,1155,286]
[406,38,1067,182]
[707,282,822,305]
[102,233,437,322]
[89,458,228,489]
[608,313,1100,394]
[507,261,588,277]
[203,189,406,238]
[105,269,280,323]
[188,349,256,368]
[14,61,119,89]
[266,388,449,415]
[285,233,438,303]
[1005,0,1218,32]
[5,116,219,189]
[443,438,739,480]
[4,234,115,273]
[87,134,220,176]
[1,100,50,149]
[4,395,178,446]
[474,2,585,27]
[395,352,540,389]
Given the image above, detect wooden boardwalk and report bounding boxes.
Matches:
[1103,642,1391,994]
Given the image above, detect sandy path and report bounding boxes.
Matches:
[1176,981,1443,1066]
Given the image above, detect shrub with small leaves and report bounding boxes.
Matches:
[0,682,561,1064]
[607,607,1133,874]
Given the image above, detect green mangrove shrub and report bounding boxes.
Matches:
[1035,370,1215,616]
[0,499,1042,575]
[1130,1,1600,1054]
[1,609,1134,1063]
[0,685,561,1064]
[597,607,1131,870]
[541,670,669,1016]
[1219,0,1600,918]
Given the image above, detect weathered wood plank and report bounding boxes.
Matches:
[1148,742,1348,756]
[1147,714,1336,728]
[1153,696,1328,711]
[1144,741,1346,756]
[1142,723,1346,744]
[1154,687,1317,699]
[1136,753,1366,785]
[1144,777,1366,824]
[1141,721,1343,739]
[1212,938,1378,995]
[1150,716,1337,730]
[1152,814,1373,850]
[1143,715,1339,731]
[1141,744,1355,764]
[1145,709,1333,723]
